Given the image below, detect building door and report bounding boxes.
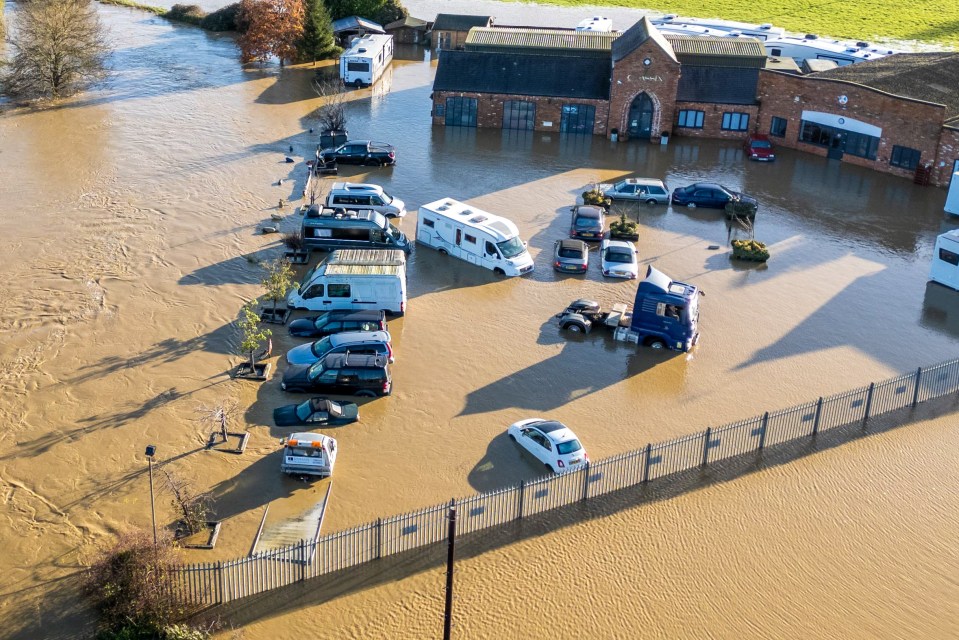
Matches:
[560,104,595,134]
[627,93,654,139]
[827,132,845,160]
[445,97,477,127]
[502,101,535,130]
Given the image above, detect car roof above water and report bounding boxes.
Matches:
[321,352,389,369]
[315,309,385,322]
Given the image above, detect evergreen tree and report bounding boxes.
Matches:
[300,0,338,63]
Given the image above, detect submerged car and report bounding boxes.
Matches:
[287,310,387,339]
[671,182,758,210]
[553,239,589,274]
[318,140,396,166]
[281,353,392,397]
[570,205,605,240]
[273,397,359,427]
[600,239,639,279]
[743,133,776,161]
[507,418,588,474]
[286,330,393,366]
[601,178,670,204]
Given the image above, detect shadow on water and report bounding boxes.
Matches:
[208,394,959,632]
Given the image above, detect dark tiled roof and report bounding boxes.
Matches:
[676,66,759,104]
[432,14,492,32]
[612,16,676,63]
[433,50,610,100]
[812,52,959,120]
[385,16,428,30]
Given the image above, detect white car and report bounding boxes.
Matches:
[286,330,393,366]
[507,418,588,474]
[600,239,639,279]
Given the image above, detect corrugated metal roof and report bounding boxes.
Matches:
[327,249,406,266]
[323,264,404,276]
[663,35,765,58]
[466,27,617,51]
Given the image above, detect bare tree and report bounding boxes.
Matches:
[310,73,348,133]
[160,468,212,536]
[195,399,239,443]
[2,0,110,100]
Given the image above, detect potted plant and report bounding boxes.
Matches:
[731,239,770,262]
[725,199,758,220]
[282,230,309,264]
[235,301,272,380]
[609,210,639,241]
[581,184,612,211]
[259,259,297,324]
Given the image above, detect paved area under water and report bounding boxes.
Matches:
[0,1,957,637]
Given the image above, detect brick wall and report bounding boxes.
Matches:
[608,42,681,141]
[432,92,610,135]
[671,102,759,140]
[935,127,959,187]
[757,70,949,184]
[435,30,469,50]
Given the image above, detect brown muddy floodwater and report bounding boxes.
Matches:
[0,1,957,638]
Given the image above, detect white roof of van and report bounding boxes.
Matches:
[420,198,521,243]
[327,249,406,266]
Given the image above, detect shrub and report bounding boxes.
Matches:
[581,186,611,209]
[725,199,758,219]
[731,239,770,262]
[164,4,205,25]
[200,2,242,31]
[609,211,638,237]
[282,229,305,252]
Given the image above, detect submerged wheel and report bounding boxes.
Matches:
[564,323,584,333]
[355,390,376,398]
[438,248,449,256]
[687,202,697,209]
[645,198,657,205]
[493,267,506,276]
[508,433,516,442]
[545,463,555,473]
[353,79,363,88]
[647,338,666,350]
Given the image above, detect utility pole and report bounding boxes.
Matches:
[443,500,457,640]
[145,445,157,548]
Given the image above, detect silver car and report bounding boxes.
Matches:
[601,178,670,205]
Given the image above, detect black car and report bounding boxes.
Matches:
[288,310,387,339]
[670,182,758,210]
[318,140,396,166]
[273,397,360,427]
[281,353,392,397]
[569,205,605,241]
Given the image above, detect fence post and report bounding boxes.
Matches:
[757,412,769,450]
[581,461,591,501]
[701,427,712,468]
[642,443,652,483]
[812,397,823,436]
[912,367,922,407]
[863,382,875,426]
[299,540,306,582]
[376,518,382,560]
[216,561,225,605]
[517,481,525,520]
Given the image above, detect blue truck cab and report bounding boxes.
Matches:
[628,266,700,351]
[556,265,701,352]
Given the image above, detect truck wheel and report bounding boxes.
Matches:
[493,267,505,276]
[354,79,363,88]
[646,338,666,349]
[564,323,584,333]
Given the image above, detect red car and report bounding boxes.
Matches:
[743,133,776,162]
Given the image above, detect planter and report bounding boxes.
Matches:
[177,521,222,550]
[610,231,640,241]
[284,249,310,265]
[731,239,770,262]
[260,307,289,325]
[234,362,271,381]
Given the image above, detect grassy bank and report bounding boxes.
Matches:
[527,0,959,47]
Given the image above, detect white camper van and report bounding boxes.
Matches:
[945,170,959,216]
[339,34,394,88]
[416,198,535,276]
[930,230,959,291]
[287,249,407,315]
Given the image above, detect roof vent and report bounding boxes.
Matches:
[357,48,367,53]
[460,208,472,216]
[804,33,818,40]
[856,41,869,48]
[438,203,450,211]
[759,23,772,29]
[469,215,488,223]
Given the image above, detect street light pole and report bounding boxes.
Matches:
[145,445,157,548]
[443,500,456,640]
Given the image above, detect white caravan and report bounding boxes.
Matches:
[651,14,784,40]
[340,34,394,87]
[576,16,612,32]
[763,35,899,66]
[416,198,535,276]
[930,230,959,291]
[287,249,407,315]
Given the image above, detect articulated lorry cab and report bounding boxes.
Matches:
[556,265,701,352]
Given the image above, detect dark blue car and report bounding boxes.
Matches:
[671,182,758,210]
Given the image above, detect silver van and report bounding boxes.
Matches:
[325,182,406,218]
[601,178,670,205]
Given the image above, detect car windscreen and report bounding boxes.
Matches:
[295,401,314,421]
[556,439,582,455]
[380,192,393,204]
[751,140,772,149]
[387,224,404,242]
[307,361,325,380]
[311,336,334,359]
[606,249,633,263]
[558,247,583,259]
[497,237,526,259]
[574,216,600,229]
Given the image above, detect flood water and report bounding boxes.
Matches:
[0,1,957,638]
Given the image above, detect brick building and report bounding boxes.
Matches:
[431,19,959,187]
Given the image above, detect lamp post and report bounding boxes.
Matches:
[145,445,157,548]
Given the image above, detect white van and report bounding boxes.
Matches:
[340,34,393,88]
[326,182,406,218]
[287,249,407,315]
[930,230,959,291]
[281,433,337,478]
[416,198,535,276]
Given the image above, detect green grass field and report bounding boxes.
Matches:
[527,0,959,47]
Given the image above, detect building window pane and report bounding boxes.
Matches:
[445,97,477,127]
[503,100,535,130]
[722,112,749,131]
[770,116,787,137]
[560,104,595,134]
[890,145,921,170]
[677,110,704,129]
[798,120,878,160]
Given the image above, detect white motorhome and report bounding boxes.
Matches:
[651,14,784,40]
[576,16,612,32]
[763,35,899,66]
[280,433,337,478]
[339,34,394,88]
[416,198,535,276]
[930,230,959,291]
[287,249,407,315]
